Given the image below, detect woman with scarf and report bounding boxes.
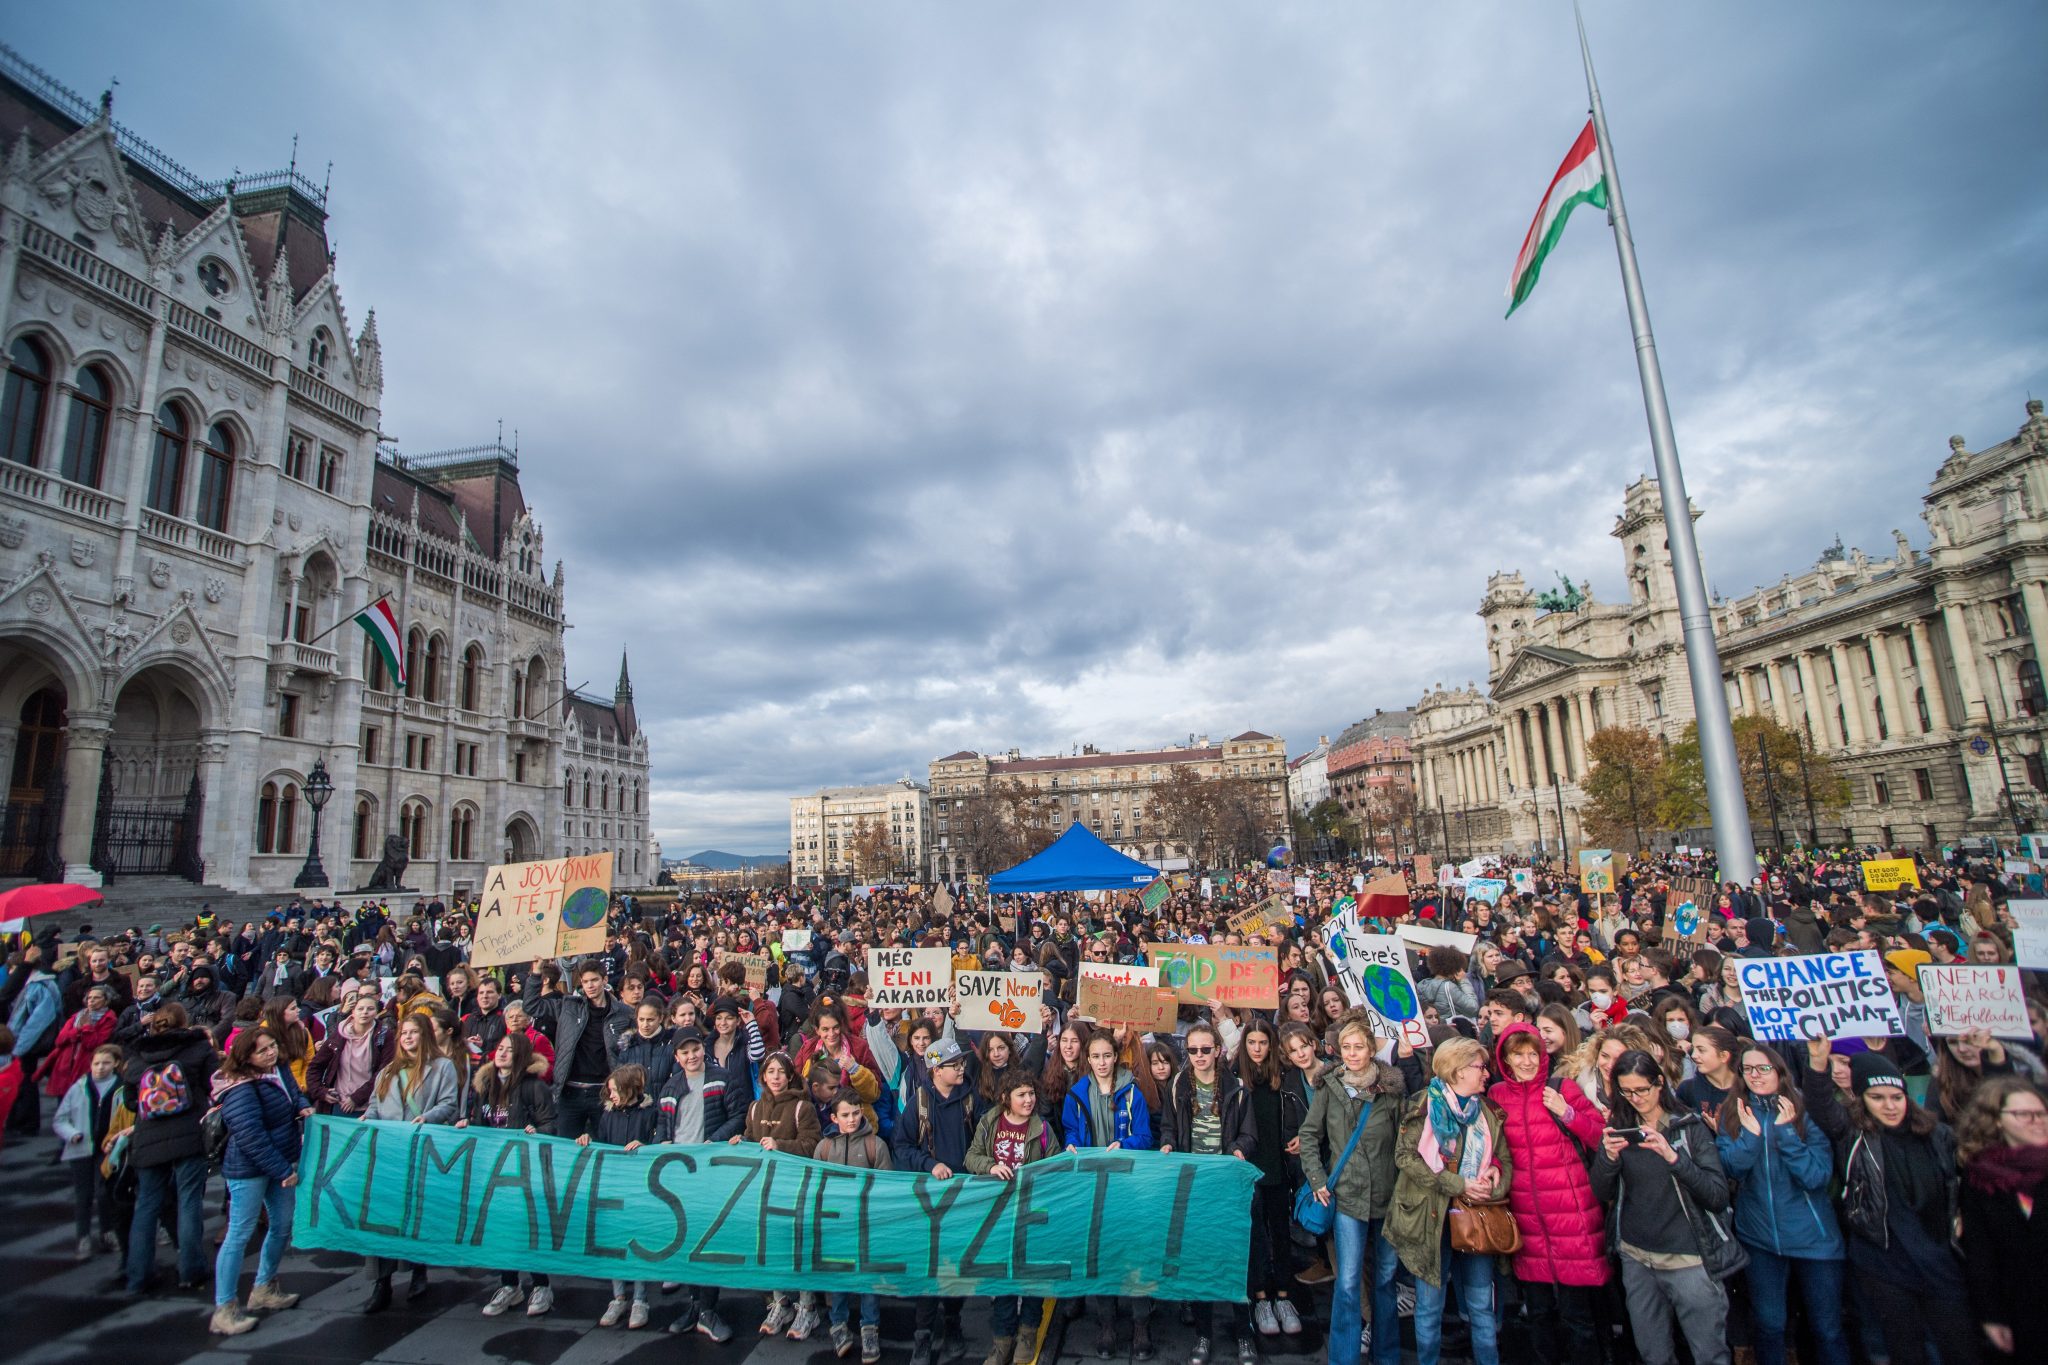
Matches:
[359,1016,460,1313]
[1298,1013,1408,1365]
[1387,1035,1512,1365]
[460,1031,557,1319]
[1801,1037,1975,1365]
[1958,1076,2048,1359]
[307,993,393,1116]
[36,983,118,1102]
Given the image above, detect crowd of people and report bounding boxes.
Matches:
[0,842,2042,1365]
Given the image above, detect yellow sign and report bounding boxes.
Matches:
[1861,858,1921,893]
[470,852,616,967]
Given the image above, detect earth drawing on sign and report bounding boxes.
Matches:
[1673,901,1700,937]
[1361,964,1418,1022]
[561,885,609,931]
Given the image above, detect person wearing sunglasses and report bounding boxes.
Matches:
[1957,1076,2047,1360]
[1159,1021,1255,1365]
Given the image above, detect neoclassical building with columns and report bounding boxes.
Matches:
[1412,399,2048,854]
[0,49,649,893]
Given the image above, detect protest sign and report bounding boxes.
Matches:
[1578,849,1615,894]
[1736,951,1903,1042]
[1860,858,1920,893]
[1393,923,1479,955]
[1229,896,1294,937]
[867,947,954,1008]
[1199,878,1213,901]
[1916,964,2031,1039]
[1143,943,1279,1009]
[1410,854,1434,886]
[1078,961,1160,988]
[1457,857,1494,882]
[470,853,615,967]
[2013,901,2048,969]
[1464,878,1508,905]
[933,887,955,917]
[1325,913,1429,1049]
[781,929,813,954]
[293,1116,1253,1300]
[1140,878,1171,913]
[720,952,771,993]
[1076,976,1179,1031]
[954,971,1043,1031]
[1359,870,1409,919]
[1661,901,1705,949]
[1292,876,1312,901]
[1509,868,1535,896]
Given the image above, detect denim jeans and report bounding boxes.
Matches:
[1412,1238,1499,1365]
[833,1291,881,1326]
[214,1176,295,1306]
[126,1155,209,1292]
[610,1279,647,1302]
[990,1296,1045,1338]
[1329,1213,1403,1365]
[555,1085,604,1139]
[1742,1246,1847,1365]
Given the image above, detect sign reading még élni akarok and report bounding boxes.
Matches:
[1736,950,1903,1042]
[866,947,954,1008]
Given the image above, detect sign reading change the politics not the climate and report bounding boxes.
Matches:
[1736,950,1904,1042]
[292,1117,1255,1301]
[469,853,615,968]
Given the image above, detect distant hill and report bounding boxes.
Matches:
[682,850,785,870]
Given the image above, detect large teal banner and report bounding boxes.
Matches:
[291,1117,1258,1300]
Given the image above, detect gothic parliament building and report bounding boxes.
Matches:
[0,48,654,895]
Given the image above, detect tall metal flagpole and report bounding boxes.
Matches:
[1574,4,1758,884]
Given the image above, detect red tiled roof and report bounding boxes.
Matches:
[935,751,979,763]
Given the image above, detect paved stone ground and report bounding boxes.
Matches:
[0,1132,1381,1365]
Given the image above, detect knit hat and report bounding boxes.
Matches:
[1883,948,1932,979]
[1848,1052,1906,1097]
[1744,918,1776,947]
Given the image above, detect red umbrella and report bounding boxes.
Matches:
[0,883,104,921]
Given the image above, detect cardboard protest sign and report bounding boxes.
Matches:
[932,887,955,916]
[781,929,813,953]
[1860,859,1920,893]
[1143,943,1279,1009]
[721,952,771,992]
[1464,878,1508,905]
[954,970,1044,1031]
[1292,877,1312,901]
[1578,849,1615,894]
[470,853,615,967]
[1229,896,1294,937]
[1916,963,2031,1039]
[1393,923,1478,955]
[1736,951,1903,1042]
[2013,901,2048,969]
[294,1115,1255,1300]
[1076,975,1179,1031]
[1325,911,1429,1048]
[1359,870,1410,920]
[1410,854,1434,886]
[1661,901,1705,949]
[1509,868,1535,896]
[1079,961,1161,988]
[867,947,954,1008]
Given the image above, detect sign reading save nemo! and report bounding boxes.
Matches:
[470,853,615,967]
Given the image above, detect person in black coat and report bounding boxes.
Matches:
[462,1031,560,1319]
[121,1005,217,1295]
[1958,1077,2048,1361]
[1160,1021,1257,1365]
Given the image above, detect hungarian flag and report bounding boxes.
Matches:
[1505,119,1608,317]
[354,596,405,687]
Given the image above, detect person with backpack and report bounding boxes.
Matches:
[817,1088,894,1364]
[208,1027,309,1336]
[1485,1021,1609,1365]
[894,1035,981,1365]
[966,1072,1061,1365]
[122,1003,217,1296]
[53,1042,124,1261]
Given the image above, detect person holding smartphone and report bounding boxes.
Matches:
[1589,1050,1736,1365]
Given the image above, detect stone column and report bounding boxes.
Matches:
[1940,602,1990,725]
[1576,690,1598,762]
[2021,578,2048,683]
[1795,652,1832,747]
[56,714,112,886]
[1909,618,1951,731]
[1504,715,1526,790]
[1554,698,1576,782]
[1871,631,1908,744]
[1766,660,1796,729]
[1829,643,1868,746]
[1738,668,1760,717]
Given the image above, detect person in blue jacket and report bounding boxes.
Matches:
[1714,1042,1847,1365]
[1062,1028,1155,1358]
[208,1027,309,1337]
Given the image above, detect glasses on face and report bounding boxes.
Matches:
[1618,1085,1657,1099]
[1187,1045,1216,1056]
[2003,1107,2048,1122]
[1459,1061,1487,1075]
[1740,1063,1776,1076]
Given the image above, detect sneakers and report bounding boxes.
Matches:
[861,1323,882,1364]
[76,1235,95,1261]
[984,1336,1016,1365]
[1296,1257,1335,1286]
[697,1309,734,1343]
[1275,1299,1303,1336]
[832,1320,857,1357]
[482,1286,521,1317]
[1013,1327,1039,1364]
[1236,1337,1258,1365]
[209,1301,257,1336]
[600,1297,628,1328]
[1190,1335,1213,1365]
[628,1300,650,1330]
[1254,1300,1280,1336]
[762,1294,795,1336]
[788,1303,820,1340]
[247,1282,299,1311]
[910,1328,936,1365]
[1096,1321,1117,1358]
[526,1285,554,1317]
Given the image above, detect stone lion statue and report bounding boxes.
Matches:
[366,833,410,891]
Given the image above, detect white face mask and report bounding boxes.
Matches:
[1590,991,1614,1009]
[1666,1020,1691,1040]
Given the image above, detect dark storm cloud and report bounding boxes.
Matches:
[19,3,2044,852]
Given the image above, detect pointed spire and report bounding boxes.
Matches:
[261,243,293,335]
[408,487,420,524]
[147,219,177,273]
[614,649,637,738]
[5,130,30,184]
[355,307,383,392]
[616,649,634,702]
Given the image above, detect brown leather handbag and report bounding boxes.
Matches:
[1447,1196,1523,1256]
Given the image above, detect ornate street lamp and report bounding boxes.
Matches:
[294,758,334,888]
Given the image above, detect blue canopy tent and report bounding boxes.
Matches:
[986,824,1161,894]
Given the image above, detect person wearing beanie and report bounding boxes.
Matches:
[1800,1037,1974,1365]
[1738,918,1778,959]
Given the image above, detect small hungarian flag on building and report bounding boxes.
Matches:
[1505,119,1608,317]
[354,596,405,687]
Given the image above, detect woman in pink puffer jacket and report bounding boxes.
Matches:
[1487,1022,1609,1365]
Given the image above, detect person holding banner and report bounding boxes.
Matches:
[1798,1039,1976,1365]
[360,1015,460,1313]
[735,1051,821,1339]
[1958,1077,2048,1360]
[1296,1013,1407,1365]
[1161,1021,1256,1365]
[964,1073,1061,1365]
[576,1064,661,1332]
[1235,1019,1304,1339]
[460,1031,559,1320]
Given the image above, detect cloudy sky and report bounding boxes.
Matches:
[20,5,2045,855]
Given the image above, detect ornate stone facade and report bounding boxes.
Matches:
[1410,402,2048,854]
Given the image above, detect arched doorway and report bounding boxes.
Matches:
[1,684,66,878]
[94,664,207,880]
[504,812,539,864]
